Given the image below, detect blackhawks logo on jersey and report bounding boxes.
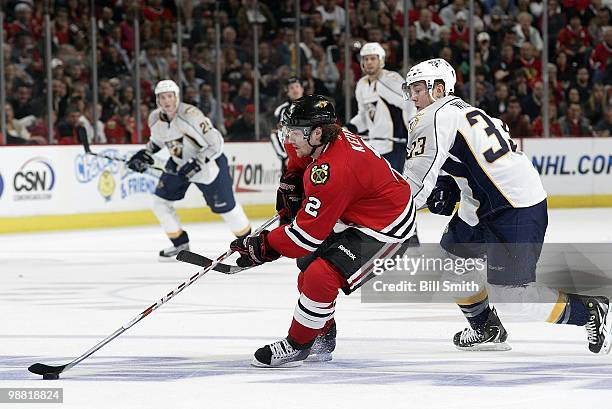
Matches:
[310,163,330,185]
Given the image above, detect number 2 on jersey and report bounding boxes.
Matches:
[466,110,517,163]
[305,196,321,217]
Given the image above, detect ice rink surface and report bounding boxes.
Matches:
[2,208,612,409]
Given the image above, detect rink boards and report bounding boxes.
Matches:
[0,138,611,233]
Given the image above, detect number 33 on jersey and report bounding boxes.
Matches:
[403,96,546,226]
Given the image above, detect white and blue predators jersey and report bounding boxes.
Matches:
[403,95,547,226]
[147,103,224,184]
[350,69,415,155]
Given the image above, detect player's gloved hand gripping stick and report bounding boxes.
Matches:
[28,213,280,379]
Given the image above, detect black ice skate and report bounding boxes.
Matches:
[453,308,511,351]
[306,323,336,362]
[582,296,612,354]
[158,243,189,262]
[252,338,310,368]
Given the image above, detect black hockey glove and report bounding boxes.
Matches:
[178,159,202,179]
[126,149,154,173]
[230,230,281,267]
[276,172,304,224]
[426,175,460,216]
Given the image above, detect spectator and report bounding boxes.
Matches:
[227,104,256,141]
[450,11,470,53]
[199,84,219,128]
[378,10,403,48]
[559,103,594,137]
[532,103,563,137]
[232,81,254,113]
[546,0,566,58]
[518,42,542,82]
[6,2,41,41]
[135,103,152,143]
[513,11,544,53]
[555,51,576,90]
[492,44,521,83]
[415,9,441,44]
[431,26,457,63]
[99,47,130,80]
[99,80,120,122]
[104,105,133,144]
[79,103,106,144]
[236,0,277,40]
[477,32,499,72]
[316,0,346,35]
[557,14,592,65]
[521,80,545,121]
[573,67,591,104]
[55,104,83,145]
[301,63,328,95]
[4,102,39,145]
[140,40,169,85]
[501,97,532,137]
[590,26,612,84]
[183,62,204,95]
[439,0,467,27]
[485,82,511,117]
[594,106,612,137]
[311,11,335,49]
[584,83,608,124]
[11,84,41,120]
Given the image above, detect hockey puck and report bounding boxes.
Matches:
[43,373,59,380]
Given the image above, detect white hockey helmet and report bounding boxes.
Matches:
[155,79,180,112]
[360,42,385,68]
[402,58,456,101]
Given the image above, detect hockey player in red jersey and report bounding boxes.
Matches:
[229,95,417,367]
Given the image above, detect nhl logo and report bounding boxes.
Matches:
[310,163,330,185]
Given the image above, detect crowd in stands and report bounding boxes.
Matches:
[1,0,611,145]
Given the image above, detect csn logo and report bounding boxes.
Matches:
[13,157,56,201]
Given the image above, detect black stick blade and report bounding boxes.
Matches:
[176,250,238,274]
[176,250,211,267]
[28,363,67,376]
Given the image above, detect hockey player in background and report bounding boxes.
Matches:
[127,80,251,261]
[270,77,304,173]
[402,58,612,354]
[348,42,415,173]
[229,95,416,367]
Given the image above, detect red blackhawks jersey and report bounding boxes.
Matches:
[267,129,416,259]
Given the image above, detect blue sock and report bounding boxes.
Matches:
[555,293,590,326]
[458,296,491,328]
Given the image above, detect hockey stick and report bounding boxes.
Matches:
[28,213,280,379]
[177,250,249,274]
[78,127,174,175]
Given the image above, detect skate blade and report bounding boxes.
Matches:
[305,353,332,362]
[250,358,305,368]
[456,342,512,352]
[599,302,612,354]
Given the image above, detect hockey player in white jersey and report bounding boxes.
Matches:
[348,42,415,172]
[270,77,304,172]
[126,80,251,260]
[402,58,612,354]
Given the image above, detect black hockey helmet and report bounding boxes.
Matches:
[281,95,337,129]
